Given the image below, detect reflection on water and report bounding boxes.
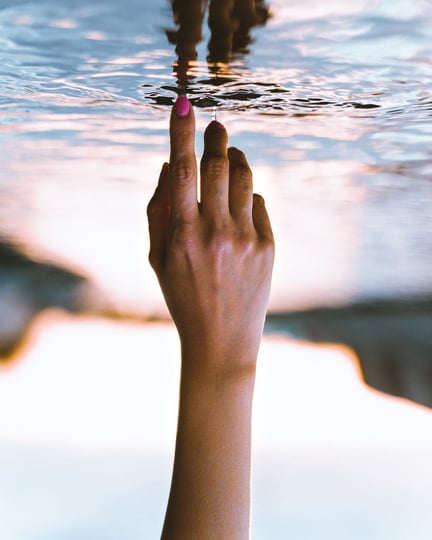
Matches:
[0,238,105,361]
[1,1,432,537]
[267,299,432,408]
[166,0,270,81]
[0,0,431,380]
[1,314,432,539]
[0,0,431,395]
[1,0,431,309]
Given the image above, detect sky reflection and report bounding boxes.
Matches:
[0,0,431,404]
[1,1,432,537]
[1,313,431,539]
[1,312,431,451]
[2,103,432,315]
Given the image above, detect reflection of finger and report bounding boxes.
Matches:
[169,96,198,223]
[252,194,274,243]
[228,147,253,222]
[147,163,170,271]
[200,121,229,218]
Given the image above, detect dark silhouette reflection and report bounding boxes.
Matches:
[166,0,270,83]
[266,300,432,409]
[208,0,270,62]
[0,239,95,361]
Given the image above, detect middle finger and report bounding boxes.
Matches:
[200,121,229,219]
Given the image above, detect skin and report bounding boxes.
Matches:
[147,97,274,539]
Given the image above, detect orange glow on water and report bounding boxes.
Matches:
[1,313,430,454]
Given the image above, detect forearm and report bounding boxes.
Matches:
[161,350,257,540]
[149,96,274,539]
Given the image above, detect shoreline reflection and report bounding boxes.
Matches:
[267,299,432,409]
[1,312,431,537]
[0,0,431,415]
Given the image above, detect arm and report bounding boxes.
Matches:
[147,96,274,539]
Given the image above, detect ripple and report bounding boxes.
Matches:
[1,0,431,123]
[1,0,432,315]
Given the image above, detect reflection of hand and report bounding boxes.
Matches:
[147,95,274,377]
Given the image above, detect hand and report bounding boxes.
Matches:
[147,96,274,377]
[149,95,274,539]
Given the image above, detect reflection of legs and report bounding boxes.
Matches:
[207,0,271,62]
[167,0,208,64]
[232,0,271,53]
[208,0,236,63]
[233,0,268,28]
[165,0,272,78]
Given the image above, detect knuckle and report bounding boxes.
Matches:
[259,236,275,259]
[148,249,159,271]
[170,160,195,186]
[146,197,158,217]
[206,224,232,253]
[169,223,195,253]
[233,163,252,190]
[210,230,229,251]
[202,154,228,176]
[207,222,256,258]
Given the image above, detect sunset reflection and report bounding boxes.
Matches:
[1,312,431,450]
[1,109,373,319]
[2,0,432,536]
[2,312,431,538]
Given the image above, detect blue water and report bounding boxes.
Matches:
[1,443,431,540]
[1,1,432,538]
[1,0,432,313]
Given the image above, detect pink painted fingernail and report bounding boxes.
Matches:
[174,95,190,118]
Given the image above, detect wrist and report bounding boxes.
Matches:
[180,341,258,389]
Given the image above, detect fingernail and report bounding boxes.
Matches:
[210,120,225,130]
[174,95,190,118]
[158,162,169,186]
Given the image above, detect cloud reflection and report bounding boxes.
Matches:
[2,313,431,448]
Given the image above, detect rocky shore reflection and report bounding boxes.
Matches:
[0,239,101,362]
[1,233,431,410]
[267,301,432,409]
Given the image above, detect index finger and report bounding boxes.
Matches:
[169,96,198,223]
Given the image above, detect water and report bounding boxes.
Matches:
[1,317,432,540]
[1,0,432,538]
[1,0,432,316]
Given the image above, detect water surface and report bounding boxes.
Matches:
[1,0,432,315]
[1,2,432,538]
